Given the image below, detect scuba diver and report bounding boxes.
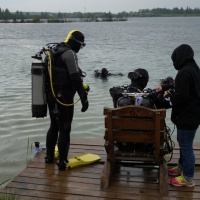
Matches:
[109,68,149,152]
[109,68,175,154]
[110,68,149,108]
[94,68,123,78]
[45,30,89,171]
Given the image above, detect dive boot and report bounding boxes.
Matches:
[45,155,54,163]
[56,160,68,171]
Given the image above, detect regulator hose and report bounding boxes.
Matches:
[46,50,80,106]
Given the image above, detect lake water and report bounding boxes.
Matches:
[0,17,200,183]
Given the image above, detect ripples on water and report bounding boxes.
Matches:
[0,17,200,183]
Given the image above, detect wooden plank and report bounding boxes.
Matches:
[104,106,166,118]
[1,139,200,200]
[100,159,112,189]
[105,118,165,131]
[112,131,157,143]
[159,162,169,195]
[71,137,104,146]
[7,168,200,199]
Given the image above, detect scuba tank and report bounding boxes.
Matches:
[31,57,47,118]
[31,43,58,118]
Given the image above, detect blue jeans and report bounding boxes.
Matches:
[177,128,196,181]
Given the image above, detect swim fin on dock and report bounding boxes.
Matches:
[54,146,101,169]
[66,153,101,169]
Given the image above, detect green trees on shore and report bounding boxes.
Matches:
[137,7,200,16]
[0,7,200,22]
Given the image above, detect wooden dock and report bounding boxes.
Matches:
[1,138,200,200]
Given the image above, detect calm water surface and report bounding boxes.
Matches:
[0,17,200,183]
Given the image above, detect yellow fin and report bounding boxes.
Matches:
[54,147,101,169]
[67,153,101,169]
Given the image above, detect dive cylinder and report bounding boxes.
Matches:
[31,59,47,118]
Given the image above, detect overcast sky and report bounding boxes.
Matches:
[0,0,200,13]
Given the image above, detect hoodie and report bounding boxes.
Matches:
[170,44,200,129]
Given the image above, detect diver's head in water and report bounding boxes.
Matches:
[101,68,109,77]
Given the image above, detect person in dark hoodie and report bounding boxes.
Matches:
[45,30,89,171]
[165,44,200,187]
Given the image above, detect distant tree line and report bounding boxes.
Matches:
[0,9,126,22]
[137,7,200,16]
[0,7,200,22]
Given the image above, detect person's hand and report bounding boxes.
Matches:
[156,85,162,92]
[83,83,90,93]
[81,96,89,112]
[164,89,174,98]
[164,91,168,97]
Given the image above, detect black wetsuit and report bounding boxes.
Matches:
[46,43,86,163]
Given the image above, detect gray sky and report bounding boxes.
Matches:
[0,0,200,13]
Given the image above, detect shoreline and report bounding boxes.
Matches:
[1,15,200,23]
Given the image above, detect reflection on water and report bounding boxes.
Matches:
[0,17,200,183]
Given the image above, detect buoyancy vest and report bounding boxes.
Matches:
[109,85,141,100]
[49,43,72,91]
[109,85,141,108]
